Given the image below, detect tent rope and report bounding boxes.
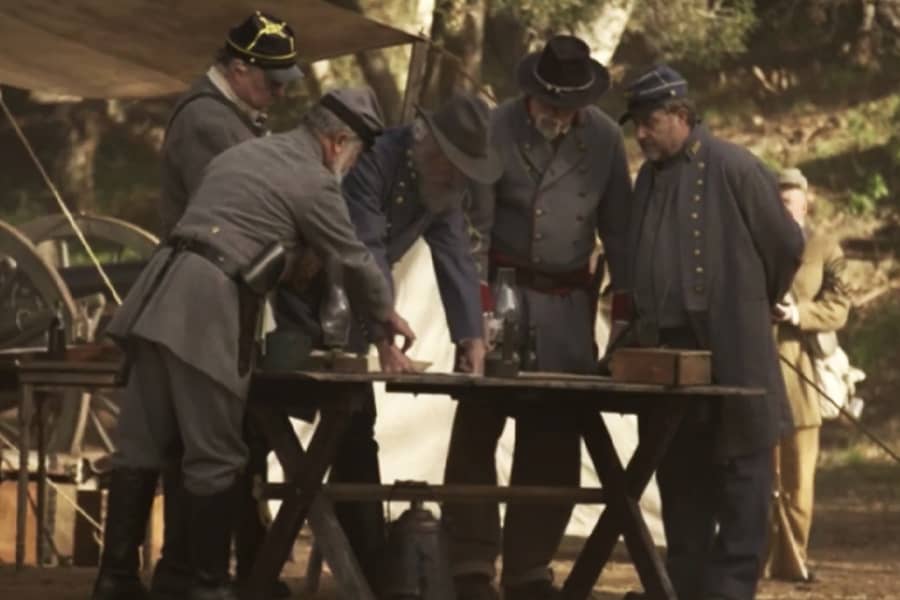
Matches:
[0,89,122,306]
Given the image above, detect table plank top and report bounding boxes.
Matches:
[0,358,762,398]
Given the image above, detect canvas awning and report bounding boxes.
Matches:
[0,0,420,99]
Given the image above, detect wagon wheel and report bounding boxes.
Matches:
[18,215,157,460]
[0,220,78,350]
[20,213,159,264]
[21,213,159,339]
[12,215,158,460]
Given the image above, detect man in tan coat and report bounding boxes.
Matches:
[767,167,852,581]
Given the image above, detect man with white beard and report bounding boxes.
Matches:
[445,35,632,600]
[93,88,414,600]
[274,92,501,590]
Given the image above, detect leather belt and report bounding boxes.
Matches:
[489,251,591,295]
[167,236,262,377]
[167,236,242,280]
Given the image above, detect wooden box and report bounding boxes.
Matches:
[610,348,712,386]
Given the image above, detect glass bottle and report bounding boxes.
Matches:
[492,267,520,325]
[47,300,67,358]
[491,267,521,365]
[319,262,352,351]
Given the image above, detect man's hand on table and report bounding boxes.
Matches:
[384,310,416,352]
[375,339,419,373]
[456,337,486,375]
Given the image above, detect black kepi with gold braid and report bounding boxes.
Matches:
[225,11,303,83]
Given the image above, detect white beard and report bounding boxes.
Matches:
[330,148,356,183]
[535,116,569,141]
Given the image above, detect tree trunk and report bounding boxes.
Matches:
[853,0,878,68]
[576,0,637,64]
[876,0,900,35]
[330,0,404,124]
[482,8,530,102]
[355,50,404,125]
[52,103,105,213]
[422,0,487,108]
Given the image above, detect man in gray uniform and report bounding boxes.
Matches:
[275,93,501,588]
[159,11,303,237]
[618,65,804,600]
[444,36,632,600]
[153,11,303,598]
[91,89,414,600]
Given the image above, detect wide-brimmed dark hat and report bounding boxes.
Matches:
[416,94,502,184]
[225,11,303,84]
[517,35,610,108]
[619,64,688,124]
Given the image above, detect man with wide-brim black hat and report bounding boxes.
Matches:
[443,35,632,600]
[273,92,501,589]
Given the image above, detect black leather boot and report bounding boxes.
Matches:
[149,465,192,599]
[91,467,158,600]
[186,484,241,600]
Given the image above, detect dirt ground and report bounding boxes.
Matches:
[1,451,897,600]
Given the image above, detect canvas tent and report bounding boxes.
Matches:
[0,0,418,98]
[0,0,663,544]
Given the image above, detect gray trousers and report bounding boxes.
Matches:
[112,338,248,495]
[442,398,580,585]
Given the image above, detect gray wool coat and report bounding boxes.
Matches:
[107,125,393,397]
[159,75,264,237]
[468,97,632,373]
[627,123,805,458]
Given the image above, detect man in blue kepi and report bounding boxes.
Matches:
[274,91,502,590]
[618,64,804,600]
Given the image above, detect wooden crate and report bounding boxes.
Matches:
[610,348,712,386]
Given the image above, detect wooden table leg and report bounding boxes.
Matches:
[245,400,360,600]
[563,407,686,600]
[248,395,375,599]
[16,383,34,570]
[308,494,375,599]
[36,392,46,567]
